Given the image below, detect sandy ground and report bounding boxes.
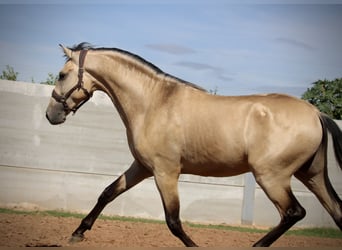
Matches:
[0,213,342,247]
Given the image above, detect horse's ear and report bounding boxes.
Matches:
[59,44,72,59]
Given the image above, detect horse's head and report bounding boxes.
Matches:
[46,44,93,125]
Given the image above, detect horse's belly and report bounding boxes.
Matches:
[180,128,249,177]
[180,159,249,177]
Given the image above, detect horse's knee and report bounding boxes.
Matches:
[98,176,125,204]
[98,187,112,203]
[98,187,116,205]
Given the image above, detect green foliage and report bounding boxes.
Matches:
[302,78,342,120]
[0,65,18,81]
[41,72,57,85]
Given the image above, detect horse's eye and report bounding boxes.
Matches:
[58,72,66,81]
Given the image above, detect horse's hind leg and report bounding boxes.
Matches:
[154,172,198,247]
[295,150,342,229]
[253,173,306,247]
[70,160,151,242]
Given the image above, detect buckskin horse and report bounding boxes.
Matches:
[46,43,342,247]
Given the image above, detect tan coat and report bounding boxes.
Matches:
[46,44,342,247]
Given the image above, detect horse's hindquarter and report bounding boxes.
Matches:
[244,94,322,175]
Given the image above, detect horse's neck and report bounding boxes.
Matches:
[89,51,161,130]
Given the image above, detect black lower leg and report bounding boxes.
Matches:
[166,215,198,247]
[253,204,306,247]
[69,161,151,243]
[70,176,125,241]
[156,175,198,247]
[71,201,106,240]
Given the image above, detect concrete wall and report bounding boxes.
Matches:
[0,79,341,228]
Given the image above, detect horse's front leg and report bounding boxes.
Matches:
[154,170,198,247]
[70,160,152,242]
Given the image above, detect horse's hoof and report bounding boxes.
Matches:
[69,234,84,244]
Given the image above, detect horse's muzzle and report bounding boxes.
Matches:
[45,102,67,125]
[46,112,65,125]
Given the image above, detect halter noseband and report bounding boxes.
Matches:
[51,49,92,114]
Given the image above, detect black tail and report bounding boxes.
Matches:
[320,113,342,169]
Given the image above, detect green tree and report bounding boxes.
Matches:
[302,78,342,120]
[41,73,57,85]
[0,65,18,81]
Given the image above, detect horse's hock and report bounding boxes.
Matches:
[0,79,341,229]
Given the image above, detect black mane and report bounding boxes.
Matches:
[69,42,94,51]
[68,42,207,92]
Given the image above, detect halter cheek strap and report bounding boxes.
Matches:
[51,49,92,114]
